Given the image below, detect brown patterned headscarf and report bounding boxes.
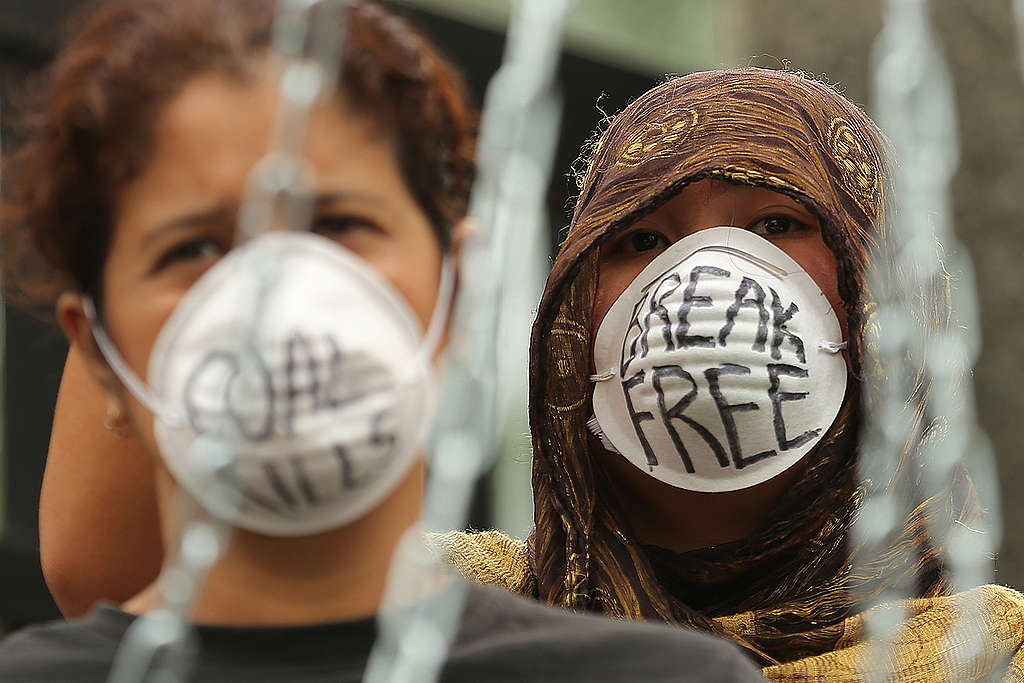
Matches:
[527,68,982,665]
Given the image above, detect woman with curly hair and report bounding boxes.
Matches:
[0,1,763,680]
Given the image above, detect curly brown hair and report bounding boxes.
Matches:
[3,0,476,307]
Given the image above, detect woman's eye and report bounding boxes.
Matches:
[750,215,801,236]
[628,230,669,253]
[158,239,223,269]
[312,215,380,238]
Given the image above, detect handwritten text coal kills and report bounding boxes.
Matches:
[182,332,398,513]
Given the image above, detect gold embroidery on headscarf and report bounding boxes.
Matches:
[549,397,588,414]
[617,108,699,168]
[566,551,589,603]
[544,276,595,414]
[546,325,589,412]
[828,117,879,215]
[708,165,799,192]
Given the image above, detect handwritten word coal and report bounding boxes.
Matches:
[618,266,820,474]
[188,331,401,509]
[184,331,392,441]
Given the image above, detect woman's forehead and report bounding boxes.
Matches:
[115,72,402,232]
[687,178,802,202]
[640,179,810,222]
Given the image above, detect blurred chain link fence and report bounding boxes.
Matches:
[853,0,1000,676]
[0,1,1019,675]
[367,2,567,682]
[742,0,1024,591]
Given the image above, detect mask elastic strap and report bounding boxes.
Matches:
[415,255,456,366]
[82,297,186,427]
[818,339,848,354]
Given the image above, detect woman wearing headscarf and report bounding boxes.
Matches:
[434,68,1024,680]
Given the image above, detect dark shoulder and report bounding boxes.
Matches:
[0,607,128,682]
[443,583,764,682]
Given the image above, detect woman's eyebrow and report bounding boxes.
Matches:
[141,203,234,248]
[314,190,388,209]
[142,191,389,247]
[757,201,804,210]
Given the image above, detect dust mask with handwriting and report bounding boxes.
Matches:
[87,231,452,536]
[590,227,846,492]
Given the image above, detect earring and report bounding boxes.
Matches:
[103,404,129,438]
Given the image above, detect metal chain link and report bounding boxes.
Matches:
[364,2,569,682]
[857,0,1000,677]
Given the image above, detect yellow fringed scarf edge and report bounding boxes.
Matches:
[432,530,1024,682]
[425,530,537,597]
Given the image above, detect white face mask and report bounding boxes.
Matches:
[591,227,847,493]
[86,231,452,536]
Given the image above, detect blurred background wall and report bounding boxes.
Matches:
[0,0,1020,627]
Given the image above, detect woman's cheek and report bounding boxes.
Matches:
[783,239,850,366]
[591,264,632,339]
[780,239,843,314]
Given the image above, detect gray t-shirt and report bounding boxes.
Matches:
[0,582,764,681]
